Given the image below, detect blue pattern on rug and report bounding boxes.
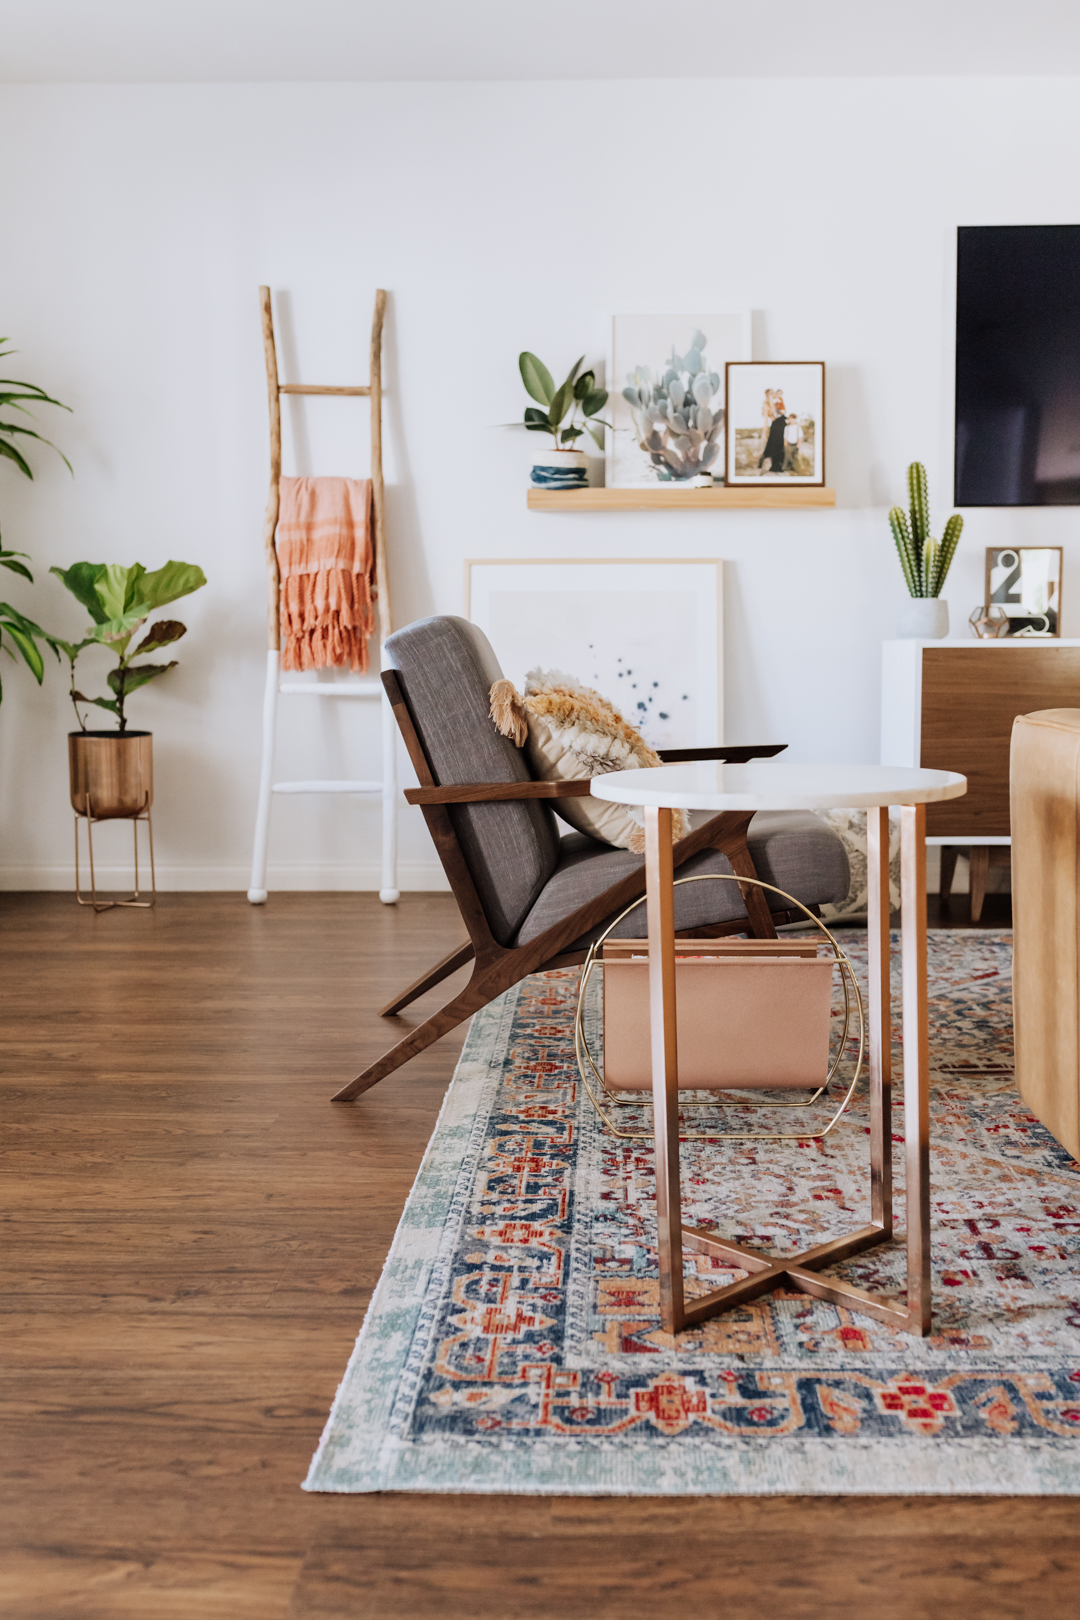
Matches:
[306,932,1080,1494]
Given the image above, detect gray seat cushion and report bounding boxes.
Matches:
[514,810,849,949]
[385,616,561,945]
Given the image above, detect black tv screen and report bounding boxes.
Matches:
[955,224,1080,506]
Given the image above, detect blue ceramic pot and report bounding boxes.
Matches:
[530,448,589,489]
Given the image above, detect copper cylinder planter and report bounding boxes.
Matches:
[69,730,153,819]
[68,731,155,910]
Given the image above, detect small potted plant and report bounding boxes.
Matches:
[519,353,609,489]
[51,560,206,819]
[889,463,964,638]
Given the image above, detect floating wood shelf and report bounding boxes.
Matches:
[527,485,836,511]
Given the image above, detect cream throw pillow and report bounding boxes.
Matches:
[489,667,690,853]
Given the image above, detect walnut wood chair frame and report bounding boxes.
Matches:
[332,671,793,1101]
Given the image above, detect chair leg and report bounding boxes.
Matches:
[379,942,474,1016]
[969,845,989,923]
[333,966,496,1101]
[725,840,779,938]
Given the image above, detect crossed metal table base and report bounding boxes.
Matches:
[643,803,931,1338]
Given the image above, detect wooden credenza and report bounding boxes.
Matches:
[881,639,1080,839]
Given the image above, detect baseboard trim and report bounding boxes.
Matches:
[0,863,452,893]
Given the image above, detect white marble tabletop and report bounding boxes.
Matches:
[589,760,967,813]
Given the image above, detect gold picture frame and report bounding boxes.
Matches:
[984,546,1063,637]
[724,361,825,487]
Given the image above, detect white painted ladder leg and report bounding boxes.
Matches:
[247,649,280,903]
[379,676,399,904]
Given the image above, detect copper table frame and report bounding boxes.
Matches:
[643,802,930,1337]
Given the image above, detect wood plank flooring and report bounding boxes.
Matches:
[5,888,1078,1620]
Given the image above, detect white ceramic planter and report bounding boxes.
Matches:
[530,447,589,490]
[897,597,949,639]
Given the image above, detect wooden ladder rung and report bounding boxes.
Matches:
[279,384,370,397]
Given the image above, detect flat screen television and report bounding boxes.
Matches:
[955,224,1080,506]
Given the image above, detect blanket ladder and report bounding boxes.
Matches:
[247,286,398,905]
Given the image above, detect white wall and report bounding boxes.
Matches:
[1,78,1078,890]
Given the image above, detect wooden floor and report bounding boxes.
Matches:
[6,887,1078,1620]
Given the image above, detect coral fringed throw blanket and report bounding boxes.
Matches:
[276,476,375,672]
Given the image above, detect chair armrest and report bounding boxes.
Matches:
[405,779,594,806]
[657,744,788,764]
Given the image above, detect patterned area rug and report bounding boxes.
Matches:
[305,931,1080,1495]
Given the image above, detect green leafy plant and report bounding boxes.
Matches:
[0,341,71,701]
[519,353,610,451]
[0,339,71,481]
[622,330,724,481]
[889,463,963,599]
[1,548,51,702]
[50,560,207,732]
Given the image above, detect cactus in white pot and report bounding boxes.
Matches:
[889,463,964,638]
[889,463,963,599]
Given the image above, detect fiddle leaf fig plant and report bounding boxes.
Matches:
[50,560,207,732]
[519,352,611,450]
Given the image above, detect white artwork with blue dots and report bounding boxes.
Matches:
[465,560,722,749]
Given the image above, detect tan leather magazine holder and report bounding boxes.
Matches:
[602,938,832,1092]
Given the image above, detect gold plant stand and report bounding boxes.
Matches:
[74,794,156,911]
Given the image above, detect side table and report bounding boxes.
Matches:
[590,761,967,1337]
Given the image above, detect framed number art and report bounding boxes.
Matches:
[985,546,1062,637]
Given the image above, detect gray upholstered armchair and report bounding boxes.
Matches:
[333,616,849,1100]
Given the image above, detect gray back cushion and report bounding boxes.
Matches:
[386,616,562,945]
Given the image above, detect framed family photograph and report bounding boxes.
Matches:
[985,546,1062,637]
[607,313,750,488]
[724,361,825,486]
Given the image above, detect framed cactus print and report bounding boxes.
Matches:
[607,313,750,489]
[724,361,826,486]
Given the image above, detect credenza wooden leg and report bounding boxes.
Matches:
[939,844,959,898]
[969,844,989,923]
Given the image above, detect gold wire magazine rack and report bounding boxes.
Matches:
[574,873,864,1141]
